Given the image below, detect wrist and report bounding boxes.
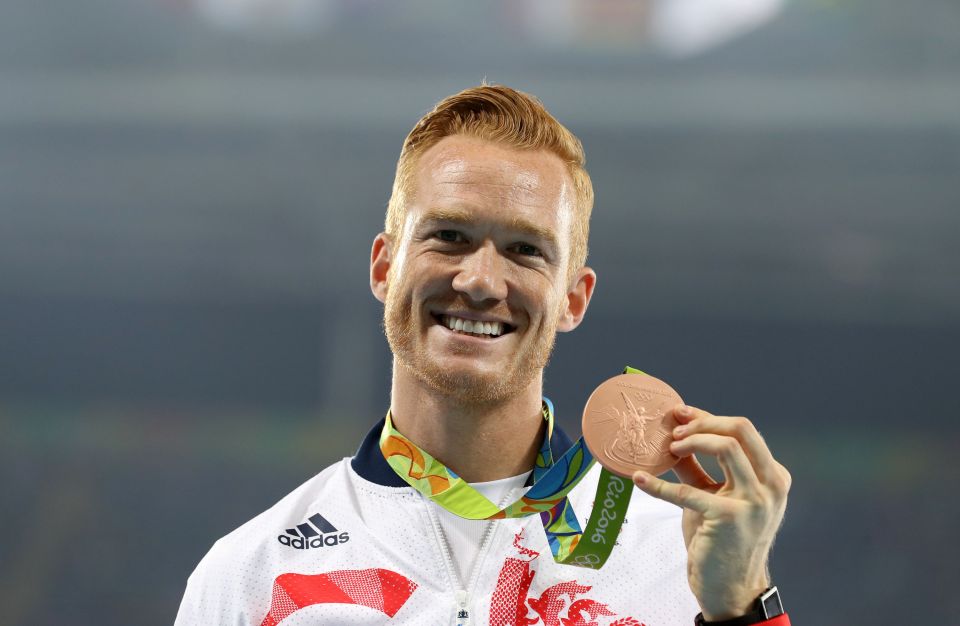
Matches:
[698,581,769,622]
[695,586,785,626]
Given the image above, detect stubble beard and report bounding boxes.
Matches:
[383,290,559,405]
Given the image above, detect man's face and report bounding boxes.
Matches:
[372,135,593,404]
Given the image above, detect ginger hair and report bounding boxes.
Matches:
[385,84,594,279]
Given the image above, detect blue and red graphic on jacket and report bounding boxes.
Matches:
[489,530,643,626]
[259,568,417,625]
[258,530,641,625]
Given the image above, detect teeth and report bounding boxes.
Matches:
[441,315,505,337]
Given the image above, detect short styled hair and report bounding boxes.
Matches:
[385,84,594,278]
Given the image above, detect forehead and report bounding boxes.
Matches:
[409,135,574,230]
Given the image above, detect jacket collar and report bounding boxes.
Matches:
[351,416,576,488]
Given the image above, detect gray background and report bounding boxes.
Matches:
[1,0,958,624]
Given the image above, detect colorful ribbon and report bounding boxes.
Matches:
[379,367,645,569]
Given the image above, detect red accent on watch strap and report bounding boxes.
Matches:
[759,614,790,626]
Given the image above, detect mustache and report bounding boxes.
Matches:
[430,296,514,320]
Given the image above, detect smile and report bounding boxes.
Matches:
[434,314,514,338]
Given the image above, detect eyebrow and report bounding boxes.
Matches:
[419,207,560,251]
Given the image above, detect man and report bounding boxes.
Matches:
[175,85,792,625]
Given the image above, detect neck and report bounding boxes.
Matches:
[388,360,546,483]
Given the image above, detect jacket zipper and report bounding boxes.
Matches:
[455,589,470,626]
[422,484,525,626]
[422,499,468,625]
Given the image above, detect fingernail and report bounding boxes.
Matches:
[633,471,649,485]
[676,405,691,416]
[673,425,687,437]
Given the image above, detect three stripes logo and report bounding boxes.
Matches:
[278,513,350,550]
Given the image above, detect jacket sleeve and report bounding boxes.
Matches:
[173,541,252,626]
[173,567,207,626]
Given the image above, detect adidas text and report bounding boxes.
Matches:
[277,532,350,549]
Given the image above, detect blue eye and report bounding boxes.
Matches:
[435,230,463,243]
[514,243,542,257]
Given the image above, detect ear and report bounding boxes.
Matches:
[556,266,596,332]
[370,233,392,303]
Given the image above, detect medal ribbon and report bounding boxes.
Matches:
[379,366,645,569]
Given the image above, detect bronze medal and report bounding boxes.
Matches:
[581,373,683,478]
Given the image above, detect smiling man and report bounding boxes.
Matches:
[175,85,792,626]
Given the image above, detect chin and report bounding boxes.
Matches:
[417,360,517,404]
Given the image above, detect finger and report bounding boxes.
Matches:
[673,412,778,484]
[670,403,701,425]
[670,433,761,492]
[632,470,719,514]
[671,454,719,490]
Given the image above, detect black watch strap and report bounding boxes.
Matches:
[694,587,784,626]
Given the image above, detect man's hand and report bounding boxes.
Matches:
[631,405,791,620]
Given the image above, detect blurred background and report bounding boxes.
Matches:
[1,0,958,624]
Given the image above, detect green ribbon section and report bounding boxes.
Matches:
[555,366,642,569]
[380,366,645,569]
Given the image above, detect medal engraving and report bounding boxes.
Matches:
[582,374,683,478]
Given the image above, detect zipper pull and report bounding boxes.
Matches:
[455,590,470,626]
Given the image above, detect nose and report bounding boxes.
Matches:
[451,240,508,303]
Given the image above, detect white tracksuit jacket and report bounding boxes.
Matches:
[175,419,700,625]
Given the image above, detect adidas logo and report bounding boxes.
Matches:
[277,513,350,550]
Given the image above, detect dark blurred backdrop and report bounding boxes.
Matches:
[1,1,958,624]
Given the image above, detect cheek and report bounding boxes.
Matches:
[542,286,570,327]
[388,264,444,309]
[516,277,566,324]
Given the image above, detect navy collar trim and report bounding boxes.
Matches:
[350,416,576,488]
